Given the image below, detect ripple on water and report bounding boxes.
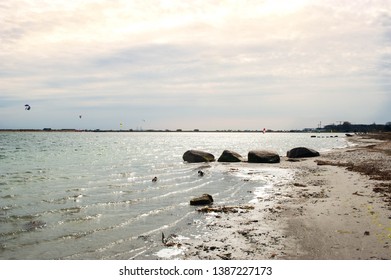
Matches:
[1,194,16,199]
[42,194,84,204]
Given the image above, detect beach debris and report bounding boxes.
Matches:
[266,207,283,214]
[300,190,329,199]
[161,232,181,247]
[198,170,204,176]
[248,150,280,163]
[217,150,244,162]
[190,194,213,206]
[316,160,335,166]
[152,177,158,182]
[196,205,254,213]
[287,147,320,158]
[352,191,364,196]
[217,253,232,260]
[293,183,307,188]
[23,220,46,231]
[183,150,215,163]
[238,229,250,237]
[24,104,31,110]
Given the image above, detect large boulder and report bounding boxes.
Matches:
[183,150,215,163]
[218,150,244,162]
[287,147,320,158]
[248,150,280,163]
[190,194,213,206]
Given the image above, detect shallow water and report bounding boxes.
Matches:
[0,132,348,259]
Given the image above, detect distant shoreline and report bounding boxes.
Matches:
[0,128,349,133]
[2,122,389,134]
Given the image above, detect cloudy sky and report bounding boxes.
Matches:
[1,0,390,130]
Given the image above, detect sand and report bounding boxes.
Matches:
[182,134,391,260]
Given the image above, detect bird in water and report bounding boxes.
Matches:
[198,170,204,176]
[24,104,31,110]
[24,220,46,231]
[152,176,158,182]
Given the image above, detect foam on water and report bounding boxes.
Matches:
[154,247,184,259]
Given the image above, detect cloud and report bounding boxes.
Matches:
[1,0,391,129]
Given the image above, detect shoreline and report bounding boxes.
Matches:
[181,134,391,260]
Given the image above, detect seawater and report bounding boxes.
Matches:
[0,132,349,259]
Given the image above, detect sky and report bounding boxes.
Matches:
[1,0,391,130]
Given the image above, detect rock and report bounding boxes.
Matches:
[183,150,215,163]
[287,147,320,158]
[248,150,280,163]
[24,220,46,231]
[190,194,213,206]
[218,150,244,162]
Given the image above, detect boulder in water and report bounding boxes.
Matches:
[248,150,280,163]
[218,150,244,162]
[190,194,214,206]
[183,150,215,163]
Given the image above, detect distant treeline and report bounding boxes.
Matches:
[323,122,391,133]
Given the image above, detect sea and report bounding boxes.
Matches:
[0,132,350,260]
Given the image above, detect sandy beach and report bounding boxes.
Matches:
[182,134,391,260]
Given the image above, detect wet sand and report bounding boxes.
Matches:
[182,134,391,260]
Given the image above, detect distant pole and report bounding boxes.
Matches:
[317,121,322,131]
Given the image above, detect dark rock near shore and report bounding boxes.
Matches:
[287,147,320,158]
[190,194,214,206]
[183,150,215,163]
[218,150,244,162]
[248,150,280,163]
